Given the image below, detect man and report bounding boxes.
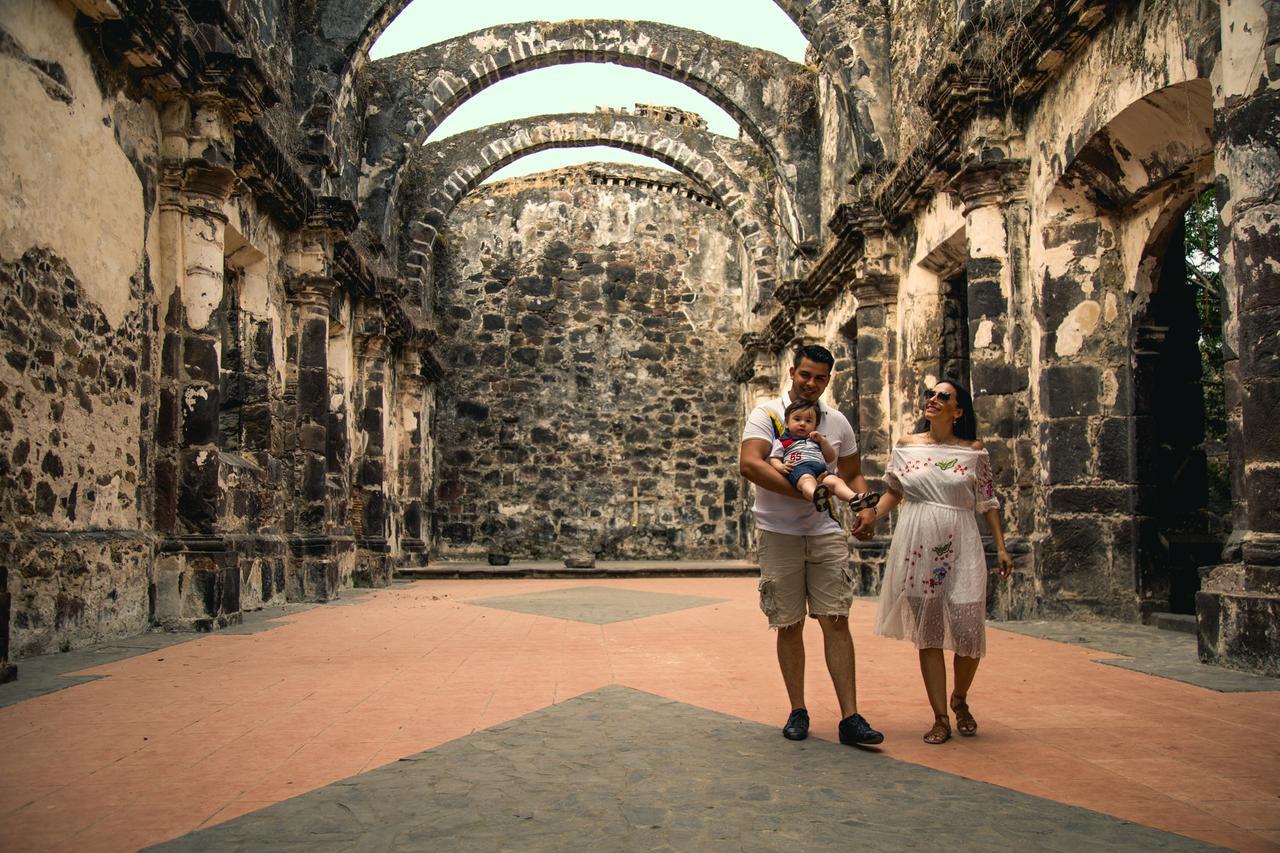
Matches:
[738,344,883,746]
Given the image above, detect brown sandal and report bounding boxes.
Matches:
[923,716,951,744]
[951,694,977,737]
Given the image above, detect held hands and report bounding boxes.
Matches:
[850,507,876,540]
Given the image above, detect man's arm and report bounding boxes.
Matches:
[836,452,876,539]
[740,438,809,500]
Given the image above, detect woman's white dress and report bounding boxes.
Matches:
[873,444,999,657]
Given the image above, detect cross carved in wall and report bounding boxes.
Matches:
[614,485,658,527]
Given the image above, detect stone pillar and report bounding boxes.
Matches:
[352,305,392,587]
[850,283,895,484]
[151,94,241,631]
[951,160,1035,617]
[1197,0,1280,675]
[845,213,899,595]
[396,344,429,561]
[285,263,340,602]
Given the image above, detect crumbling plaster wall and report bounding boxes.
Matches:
[0,0,161,653]
[1018,0,1218,617]
[432,166,748,560]
[847,0,1223,618]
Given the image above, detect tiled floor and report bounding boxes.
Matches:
[2,578,1278,851]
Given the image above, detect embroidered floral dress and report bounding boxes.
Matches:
[873,444,999,657]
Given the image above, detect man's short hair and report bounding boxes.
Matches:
[793,344,835,369]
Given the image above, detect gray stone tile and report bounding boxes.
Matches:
[465,585,728,624]
[992,620,1280,692]
[150,686,1217,852]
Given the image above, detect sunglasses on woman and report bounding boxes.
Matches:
[924,389,953,403]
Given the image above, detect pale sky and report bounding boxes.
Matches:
[371,0,808,181]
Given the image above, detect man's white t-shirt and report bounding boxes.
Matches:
[741,392,859,536]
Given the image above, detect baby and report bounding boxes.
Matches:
[768,399,880,518]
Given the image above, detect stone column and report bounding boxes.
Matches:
[396,344,429,561]
[151,94,241,631]
[285,261,340,602]
[1197,0,1280,675]
[951,160,1035,617]
[845,213,899,595]
[352,304,392,587]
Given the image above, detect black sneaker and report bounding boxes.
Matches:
[782,708,809,741]
[838,712,884,746]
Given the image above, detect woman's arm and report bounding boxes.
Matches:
[871,487,904,524]
[984,508,1014,577]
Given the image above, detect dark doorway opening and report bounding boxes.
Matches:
[1133,191,1229,616]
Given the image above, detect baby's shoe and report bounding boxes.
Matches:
[848,491,881,511]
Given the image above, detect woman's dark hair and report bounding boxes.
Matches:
[784,398,821,426]
[914,378,978,441]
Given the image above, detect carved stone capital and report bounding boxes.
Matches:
[308,196,360,237]
[286,274,337,308]
[948,158,1029,214]
[851,275,898,308]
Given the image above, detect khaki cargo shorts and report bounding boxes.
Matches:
[757,530,853,628]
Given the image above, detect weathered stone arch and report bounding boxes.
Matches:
[1055,80,1214,213]
[297,2,886,173]
[297,4,827,192]
[393,112,780,308]
[359,20,819,241]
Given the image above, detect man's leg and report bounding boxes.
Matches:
[807,532,883,745]
[815,615,856,717]
[777,622,806,710]
[758,531,808,714]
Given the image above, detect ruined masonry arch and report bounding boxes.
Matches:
[359,19,819,243]
[395,113,779,309]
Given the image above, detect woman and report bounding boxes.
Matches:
[871,380,1013,744]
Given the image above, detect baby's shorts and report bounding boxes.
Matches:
[786,461,830,488]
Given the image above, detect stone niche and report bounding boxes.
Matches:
[432,164,749,561]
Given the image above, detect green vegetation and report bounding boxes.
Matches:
[1185,187,1226,442]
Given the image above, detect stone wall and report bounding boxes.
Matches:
[0,0,160,654]
[433,165,748,561]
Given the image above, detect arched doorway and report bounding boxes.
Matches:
[1132,189,1229,615]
